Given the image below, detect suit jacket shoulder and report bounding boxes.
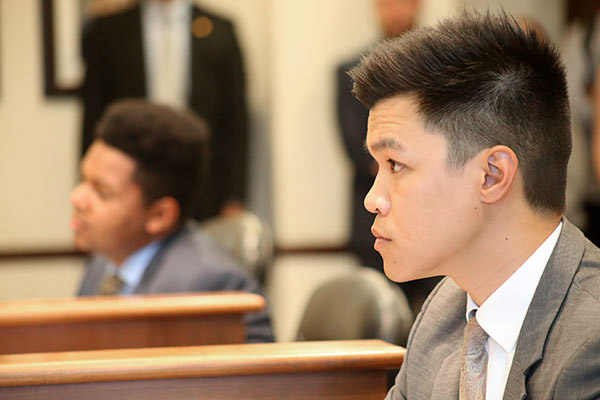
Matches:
[138,224,259,294]
[81,6,144,75]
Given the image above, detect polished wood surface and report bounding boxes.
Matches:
[0,292,264,354]
[0,292,264,324]
[0,340,405,400]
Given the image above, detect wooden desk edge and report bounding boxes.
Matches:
[0,340,405,387]
[0,292,265,326]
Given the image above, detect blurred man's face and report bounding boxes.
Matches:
[375,0,420,37]
[70,141,153,265]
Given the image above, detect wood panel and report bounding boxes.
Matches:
[0,340,405,400]
[0,292,264,354]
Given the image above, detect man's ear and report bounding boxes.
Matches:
[145,197,181,235]
[480,145,518,204]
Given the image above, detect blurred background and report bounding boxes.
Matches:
[0,0,587,341]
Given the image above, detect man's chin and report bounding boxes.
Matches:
[72,235,92,252]
[383,262,421,283]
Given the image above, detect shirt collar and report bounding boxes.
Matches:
[466,221,562,352]
[111,241,162,290]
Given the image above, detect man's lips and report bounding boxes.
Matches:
[372,227,391,251]
[371,227,390,241]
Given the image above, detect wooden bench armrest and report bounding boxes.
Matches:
[0,340,405,387]
[0,292,265,325]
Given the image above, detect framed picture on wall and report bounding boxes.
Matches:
[40,0,136,97]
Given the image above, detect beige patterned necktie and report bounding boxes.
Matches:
[459,314,489,399]
[98,272,125,296]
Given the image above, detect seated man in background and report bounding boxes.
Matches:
[71,99,273,343]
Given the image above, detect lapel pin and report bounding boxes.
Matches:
[192,16,213,39]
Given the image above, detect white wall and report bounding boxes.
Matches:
[0,257,84,301]
[0,1,79,251]
[270,0,378,247]
[462,0,564,41]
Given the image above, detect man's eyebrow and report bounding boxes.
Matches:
[364,137,405,153]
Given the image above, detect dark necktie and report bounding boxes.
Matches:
[459,314,489,399]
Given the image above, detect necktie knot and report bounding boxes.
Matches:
[464,316,488,355]
[98,272,125,296]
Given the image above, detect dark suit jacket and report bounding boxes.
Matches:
[78,223,274,343]
[80,4,248,219]
[386,219,600,399]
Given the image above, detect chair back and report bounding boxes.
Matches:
[200,210,273,284]
[296,267,413,346]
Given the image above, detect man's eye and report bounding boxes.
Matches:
[93,186,111,199]
[388,159,404,173]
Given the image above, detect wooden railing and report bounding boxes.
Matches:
[0,339,404,399]
[0,292,265,354]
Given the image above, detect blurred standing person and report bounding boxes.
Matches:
[336,0,435,315]
[561,1,600,244]
[80,0,248,221]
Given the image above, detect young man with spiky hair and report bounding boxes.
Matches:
[350,11,600,399]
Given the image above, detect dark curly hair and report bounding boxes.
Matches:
[94,99,210,222]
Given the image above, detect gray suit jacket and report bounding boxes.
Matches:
[386,219,600,399]
[78,223,274,343]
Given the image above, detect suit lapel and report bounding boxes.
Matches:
[412,278,465,400]
[135,226,189,293]
[430,347,461,399]
[503,219,585,399]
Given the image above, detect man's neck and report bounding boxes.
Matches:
[450,211,561,305]
[108,225,182,267]
[110,241,153,267]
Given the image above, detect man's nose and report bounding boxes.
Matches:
[70,182,89,210]
[364,175,390,215]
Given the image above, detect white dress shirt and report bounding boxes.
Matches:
[142,0,191,109]
[466,221,562,400]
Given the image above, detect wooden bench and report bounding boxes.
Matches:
[0,292,265,354]
[0,339,404,399]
